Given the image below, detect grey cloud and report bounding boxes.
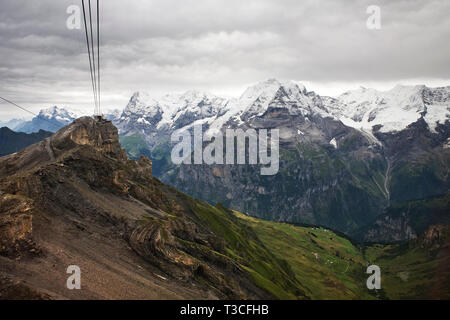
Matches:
[0,0,449,120]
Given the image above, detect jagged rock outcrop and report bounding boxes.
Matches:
[420,225,448,249]
[0,192,36,258]
[50,117,127,161]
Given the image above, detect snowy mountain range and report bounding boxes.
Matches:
[0,117,29,131]
[116,79,450,141]
[13,106,84,133]
[328,84,450,134]
[6,106,120,133]
[6,79,448,138]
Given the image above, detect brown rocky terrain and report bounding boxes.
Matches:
[0,117,278,299]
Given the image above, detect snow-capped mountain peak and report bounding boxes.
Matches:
[116,81,449,140]
[330,85,449,133]
[119,91,162,129]
[178,89,209,101]
[124,91,160,115]
[38,106,80,122]
[14,106,84,133]
[117,89,229,135]
[233,79,312,118]
[239,78,283,102]
[239,79,305,105]
[0,117,29,131]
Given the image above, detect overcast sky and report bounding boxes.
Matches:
[0,0,449,120]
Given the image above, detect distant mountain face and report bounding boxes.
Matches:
[15,106,83,133]
[0,127,53,157]
[355,193,450,243]
[103,108,123,122]
[355,118,450,242]
[11,106,125,134]
[0,118,27,131]
[111,79,450,240]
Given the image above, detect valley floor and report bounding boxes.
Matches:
[235,213,450,300]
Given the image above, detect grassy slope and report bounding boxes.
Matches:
[129,175,448,300]
[184,192,376,299]
[186,199,305,299]
[234,212,375,299]
[364,232,450,300]
[203,209,449,300]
